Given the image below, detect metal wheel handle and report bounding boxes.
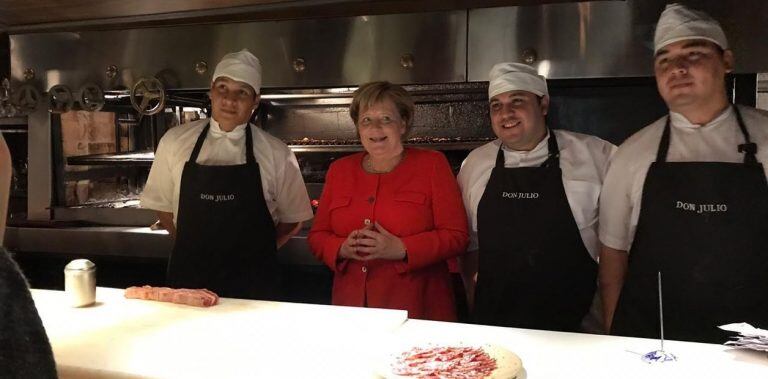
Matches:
[79,83,105,112]
[130,77,166,115]
[12,84,42,114]
[47,84,74,114]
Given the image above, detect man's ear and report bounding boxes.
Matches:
[723,49,735,73]
[252,94,261,112]
[540,95,550,116]
[208,81,217,99]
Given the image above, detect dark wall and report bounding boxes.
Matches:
[546,75,753,147]
[547,77,668,146]
[1,32,8,79]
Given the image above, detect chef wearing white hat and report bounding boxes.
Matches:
[600,3,768,343]
[141,49,313,300]
[457,62,615,332]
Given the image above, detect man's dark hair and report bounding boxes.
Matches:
[0,247,58,379]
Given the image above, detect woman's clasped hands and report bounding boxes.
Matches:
[338,221,406,261]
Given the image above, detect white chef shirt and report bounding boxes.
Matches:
[140,117,313,225]
[599,105,768,252]
[457,129,617,260]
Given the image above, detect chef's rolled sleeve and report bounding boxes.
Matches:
[598,159,631,251]
[140,135,175,213]
[273,148,313,223]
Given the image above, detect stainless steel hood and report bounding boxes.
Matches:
[0,1,596,33]
[9,0,768,98]
[10,11,468,91]
[468,0,768,80]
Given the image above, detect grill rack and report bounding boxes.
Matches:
[287,136,495,152]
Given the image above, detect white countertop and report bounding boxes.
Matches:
[389,320,768,379]
[32,288,768,379]
[32,287,406,379]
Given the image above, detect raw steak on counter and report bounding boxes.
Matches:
[125,286,218,307]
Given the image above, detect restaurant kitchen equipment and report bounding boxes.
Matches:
[2,0,767,303]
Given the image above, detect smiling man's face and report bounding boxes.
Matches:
[489,90,549,151]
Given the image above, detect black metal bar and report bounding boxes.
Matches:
[66,151,154,166]
[50,114,67,207]
[0,32,9,79]
[733,73,758,107]
[63,166,142,181]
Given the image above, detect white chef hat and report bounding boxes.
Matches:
[211,49,262,94]
[654,3,728,54]
[488,62,548,99]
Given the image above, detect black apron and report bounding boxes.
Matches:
[612,105,768,343]
[473,132,598,332]
[166,122,282,300]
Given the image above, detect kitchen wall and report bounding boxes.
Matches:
[758,73,768,111]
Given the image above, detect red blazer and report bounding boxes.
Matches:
[308,148,469,321]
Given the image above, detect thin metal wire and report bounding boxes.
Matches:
[658,271,665,352]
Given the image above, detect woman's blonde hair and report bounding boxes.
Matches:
[349,81,414,135]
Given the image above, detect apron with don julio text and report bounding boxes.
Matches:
[473,132,597,332]
[167,122,281,300]
[612,105,768,343]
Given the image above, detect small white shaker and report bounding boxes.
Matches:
[64,259,96,307]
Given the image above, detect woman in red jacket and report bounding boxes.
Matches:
[308,81,469,321]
